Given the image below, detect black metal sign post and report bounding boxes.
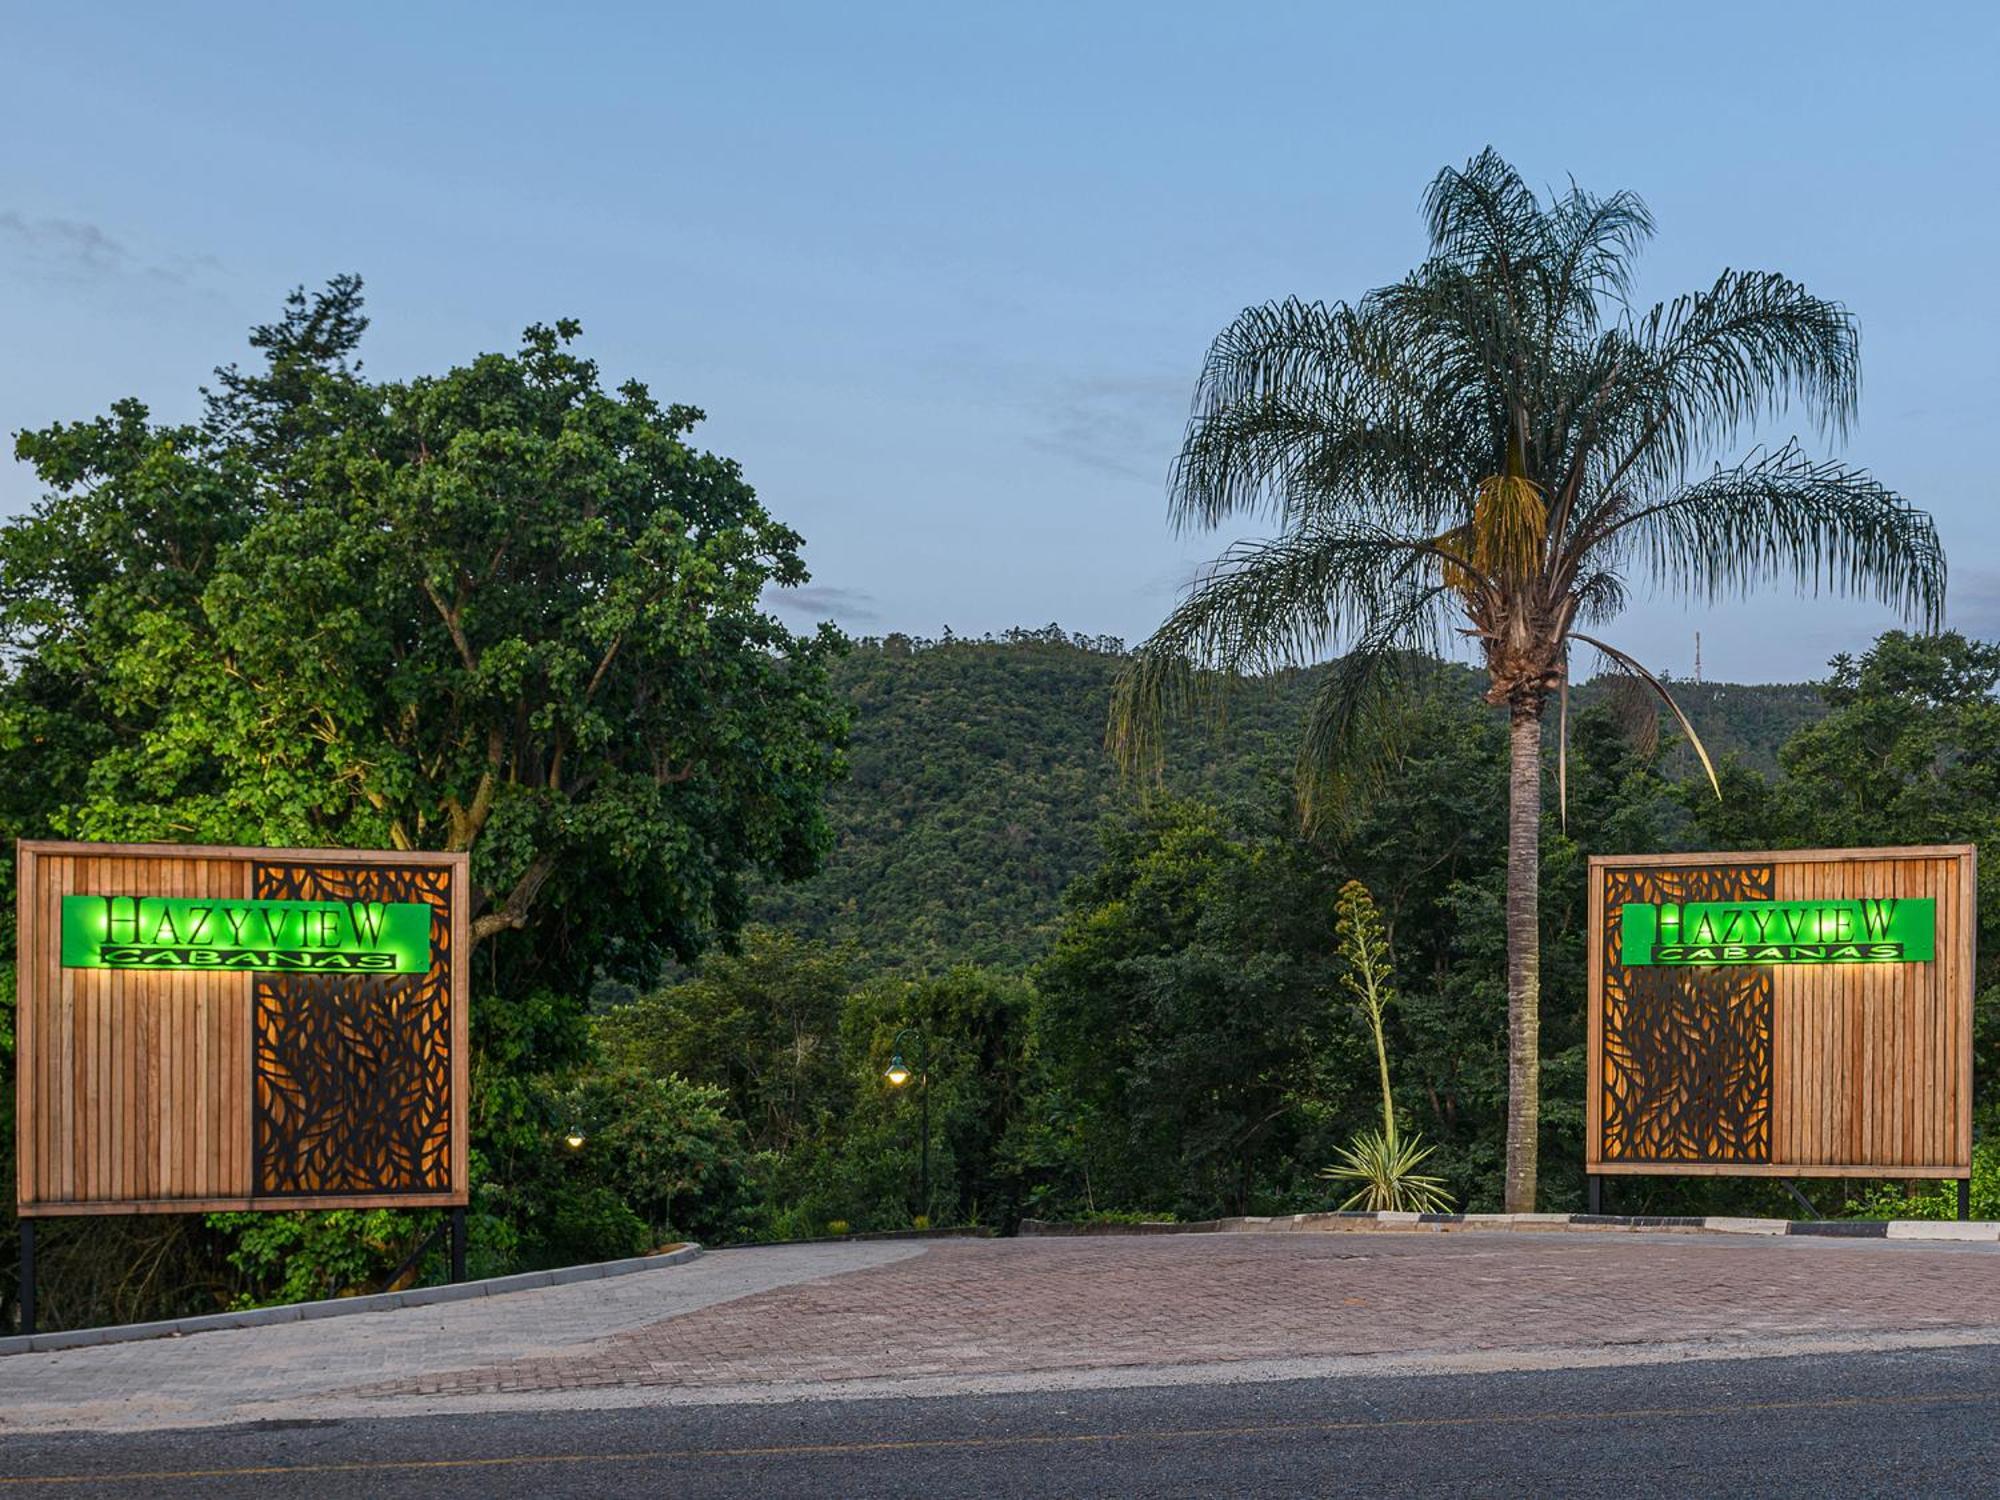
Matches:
[17,1219,35,1337]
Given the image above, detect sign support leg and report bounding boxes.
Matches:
[449,1207,467,1284]
[1586,1175,1601,1216]
[1959,1178,1971,1222]
[18,1220,35,1337]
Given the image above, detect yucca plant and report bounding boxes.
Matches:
[1113,150,1945,1210]
[1319,881,1452,1213]
[1322,1129,1452,1214]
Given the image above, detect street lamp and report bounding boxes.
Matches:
[883,1026,929,1219]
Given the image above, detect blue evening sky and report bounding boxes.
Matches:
[4,2,1995,682]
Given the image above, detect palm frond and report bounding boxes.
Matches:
[1292,592,1454,830]
[1171,299,1470,535]
[1603,672,1663,759]
[1572,631,1720,799]
[1422,148,1545,279]
[1106,532,1446,779]
[1583,442,1945,626]
[1592,271,1862,502]
[1570,567,1628,625]
[1541,180,1655,323]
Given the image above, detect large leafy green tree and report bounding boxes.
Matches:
[0,280,849,1318]
[1113,151,1945,1209]
[4,279,846,994]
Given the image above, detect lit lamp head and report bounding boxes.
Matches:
[884,1054,911,1088]
[564,1125,587,1150]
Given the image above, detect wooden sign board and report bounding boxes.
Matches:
[1588,846,1974,1180]
[14,841,469,1216]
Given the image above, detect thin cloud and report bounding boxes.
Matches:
[0,210,126,275]
[1028,372,1186,484]
[770,583,881,623]
[0,209,218,288]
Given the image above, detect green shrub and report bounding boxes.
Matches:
[210,1209,434,1307]
[1843,1139,2000,1221]
[479,1068,764,1268]
[534,1186,651,1267]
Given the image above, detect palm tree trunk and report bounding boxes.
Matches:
[1504,703,1541,1212]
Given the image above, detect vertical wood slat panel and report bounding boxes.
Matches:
[1592,864,1608,1168]
[54,855,72,1203]
[1953,852,1962,1155]
[116,858,132,1200]
[449,862,471,1205]
[139,859,163,1202]
[30,852,49,1205]
[1906,860,1923,1166]
[1773,852,1953,1170]
[72,857,88,1200]
[1927,858,1940,1167]
[1935,857,1944,1164]
[1772,876,1794,1163]
[13,848,34,1210]
[1891,861,1907,1164]
[176,855,192,1198]
[1856,858,1870,1161]
[86,856,98,1199]
[119,855,136,1201]
[21,852,252,1208]
[185,859,198,1193]
[1913,859,1927,1168]
[106,856,121,1199]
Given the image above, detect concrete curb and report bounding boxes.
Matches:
[0,1243,703,1358]
[738,1227,997,1249]
[1020,1213,2000,1243]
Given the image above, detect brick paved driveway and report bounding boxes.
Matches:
[365,1231,2000,1399]
[9,1230,2000,1433]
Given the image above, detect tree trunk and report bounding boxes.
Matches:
[1504,704,1542,1212]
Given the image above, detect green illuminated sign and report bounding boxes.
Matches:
[60,895,432,974]
[1619,898,1934,966]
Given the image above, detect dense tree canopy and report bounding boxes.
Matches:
[756,629,1818,970]
[1,278,848,993]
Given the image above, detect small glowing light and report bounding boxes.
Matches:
[564,1127,587,1150]
[885,1055,911,1087]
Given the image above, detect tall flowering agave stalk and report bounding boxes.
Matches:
[1319,881,1451,1214]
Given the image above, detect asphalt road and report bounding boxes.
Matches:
[3,1343,1996,1497]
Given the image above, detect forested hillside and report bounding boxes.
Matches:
[753,626,1828,969]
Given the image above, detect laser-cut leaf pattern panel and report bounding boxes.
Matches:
[251,862,455,1195]
[1600,864,1775,1163]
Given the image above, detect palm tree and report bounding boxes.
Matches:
[1110,150,1945,1212]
